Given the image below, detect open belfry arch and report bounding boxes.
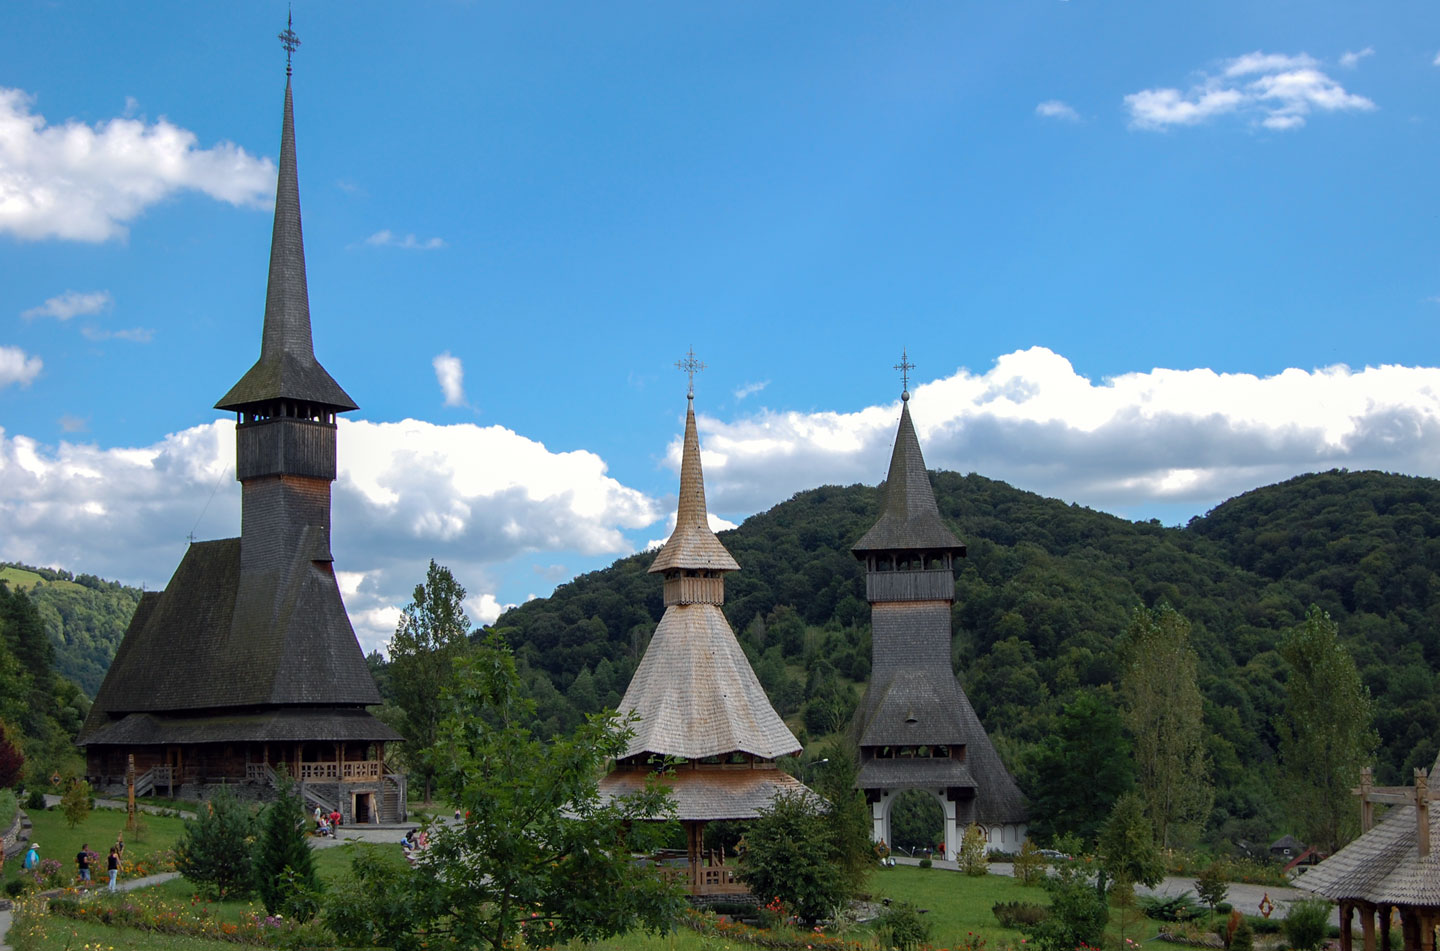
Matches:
[599,352,813,897]
[78,23,404,823]
[1299,755,1440,951]
[849,353,1027,856]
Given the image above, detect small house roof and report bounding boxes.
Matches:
[649,396,739,574]
[852,396,964,556]
[1298,752,1440,906]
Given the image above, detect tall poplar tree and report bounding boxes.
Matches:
[388,560,471,802]
[1277,605,1376,853]
[1118,604,1212,847]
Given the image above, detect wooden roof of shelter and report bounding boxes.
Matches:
[852,395,965,557]
[80,707,399,746]
[614,387,799,762]
[648,396,739,574]
[599,766,815,822]
[1299,754,1440,907]
[216,76,355,414]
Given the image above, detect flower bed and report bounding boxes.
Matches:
[681,908,869,950]
[45,893,290,945]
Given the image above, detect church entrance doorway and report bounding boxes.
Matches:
[352,792,373,824]
[889,789,944,855]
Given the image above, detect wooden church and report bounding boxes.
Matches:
[599,361,813,896]
[77,46,405,823]
[849,370,1027,855]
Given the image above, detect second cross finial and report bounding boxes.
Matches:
[893,348,915,400]
[676,347,706,399]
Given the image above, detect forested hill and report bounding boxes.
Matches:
[490,468,1440,841]
[0,564,142,697]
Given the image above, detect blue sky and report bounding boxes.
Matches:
[2,2,1438,652]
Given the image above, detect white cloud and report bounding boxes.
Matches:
[432,352,466,407]
[0,417,661,653]
[1035,100,1081,122]
[734,380,769,400]
[81,326,154,343]
[1339,47,1374,69]
[675,348,1440,520]
[1126,51,1374,131]
[0,87,274,242]
[0,346,43,388]
[21,290,112,321]
[364,230,446,250]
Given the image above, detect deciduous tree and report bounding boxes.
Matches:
[388,560,471,802]
[1277,606,1376,853]
[1119,605,1212,847]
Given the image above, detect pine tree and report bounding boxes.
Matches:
[254,769,320,917]
[175,785,257,900]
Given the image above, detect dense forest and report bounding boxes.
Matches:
[0,564,142,697]
[0,581,94,783]
[482,468,1440,848]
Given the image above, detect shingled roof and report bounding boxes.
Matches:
[216,76,355,414]
[1298,752,1440,906]
[649,396,739,574]
[600,766,814,822]
[79,535,383,744]
[852,396,964,556]
[619,603,800,761]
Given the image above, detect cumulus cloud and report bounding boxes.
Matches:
[21,290,112,321]
[0,346,43,388]
[364,230,445,250]
[1035,100,1081,122]
[81,326,154,343]
[0,87,274,242]
[675,348,1440,519]
[1339,47,1374,69]
[1126,51,1375,131]
[433,352,466,407]
[734,380,769,400]
[0,417,660,653]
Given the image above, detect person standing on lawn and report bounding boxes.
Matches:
[76,843,91,882]
[107,847,119,892]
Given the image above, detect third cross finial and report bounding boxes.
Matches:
[893,348,915,399]
[676,347,706,399]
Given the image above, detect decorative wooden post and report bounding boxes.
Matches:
[1361,767,1375,832]
[125,754,138,831]
[1416,768,1431,858]
[1341,901,1354,951]
[1381,905,1392,951]
[1363,902,1377,951]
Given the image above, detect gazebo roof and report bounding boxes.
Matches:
[599,766,815,822]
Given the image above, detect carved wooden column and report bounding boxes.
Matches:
[1364,901,1377,951]
[1382,905,1393,951]
[1342,902,1355,951]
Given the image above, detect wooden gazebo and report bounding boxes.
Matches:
[598,367,811,896]
[1298,755,1440,951]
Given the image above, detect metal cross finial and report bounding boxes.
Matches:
[893,348,915,397]
[278,9,301,76]
[676,347,706,399]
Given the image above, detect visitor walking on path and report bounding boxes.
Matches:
[107,847,119,892]
[76,843,91,882]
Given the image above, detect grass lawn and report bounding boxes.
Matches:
[8,804,189,889]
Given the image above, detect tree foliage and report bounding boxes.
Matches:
[958,822,989,876]
[1022,855,1109,951]
[1277,606,1377,852]
[1119,605,1212,847]
[738,789,849,925]
[1097,792,1164,889]
[806,747,874,894]
[254,769,320,917]
[388,560,472,802]
[330,635,683,951]
[60,779,92,829]
[175,785,257,900]
[1021,688,1134,845]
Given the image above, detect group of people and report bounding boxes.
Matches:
[400,828,427,865]
[19,833,126,892]
[313,806,343,837]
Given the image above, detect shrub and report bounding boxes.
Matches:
[1230,915,1255,951]
[23,789,44,811]
[60,779,92,829]
[1012,840,1047,886]
[174,785,257,900]
[993,901,1049,928]
[1283,898,1332,951]
[878,901,931,951]
[1139,890,1206,922]
[959,823,989,876]
[1022,858,1108,951]
[918,857,932,868]
[3,879,24,898]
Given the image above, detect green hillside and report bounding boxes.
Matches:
[489,468,1440,846]
[0,563,142,697]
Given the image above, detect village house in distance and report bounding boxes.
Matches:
[599,355,814,897]
[77,39,405,823]
[850,359,1027,855]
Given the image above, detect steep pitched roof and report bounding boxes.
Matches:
[851,668,1027,825]
[600,766,814,822]
[619,603,800,761]
[852,396,964,555]
[216,76,355,413]
[649,397,739,574]
[1298,752,1440,906]
[79,537,381,744]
